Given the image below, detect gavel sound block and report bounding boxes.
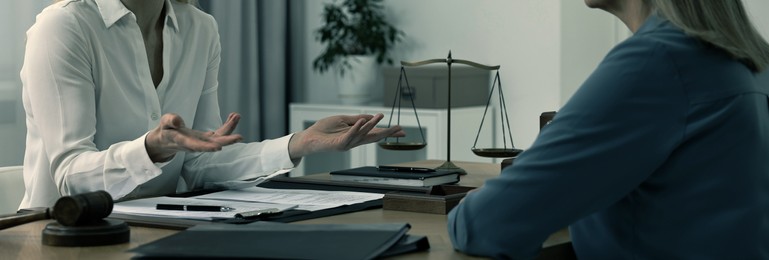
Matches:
[0,190,130,247]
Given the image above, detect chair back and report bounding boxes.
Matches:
[0,166,24,214]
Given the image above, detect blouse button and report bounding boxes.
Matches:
[151,113,159,121]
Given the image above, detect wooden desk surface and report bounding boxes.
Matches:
[0,160,571,259]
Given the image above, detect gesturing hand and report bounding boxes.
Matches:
[145,113,243,162]
[288,113,406,159]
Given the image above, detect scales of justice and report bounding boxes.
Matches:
[378,51,523,174]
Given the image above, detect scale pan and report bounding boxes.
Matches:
[378,142,427,151]
[471,148,523,158]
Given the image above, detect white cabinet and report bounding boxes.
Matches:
[289,103,495,176]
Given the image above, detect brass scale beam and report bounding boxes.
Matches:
[400,51,500,174]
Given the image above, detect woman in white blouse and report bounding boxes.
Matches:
[18,0,404,208]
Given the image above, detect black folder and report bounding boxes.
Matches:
[130,222,429,259]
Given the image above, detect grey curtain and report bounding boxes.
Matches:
[198,0,292,141]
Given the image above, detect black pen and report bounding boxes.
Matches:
[377,165,436,173]
[156,204,236,212]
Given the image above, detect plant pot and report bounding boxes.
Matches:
[336,55,381,105]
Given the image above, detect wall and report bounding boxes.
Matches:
[559,1,618,105]
[0,1,47,167]
[745,0,769,37]
[301,0,563,149]
[2,1,769,165]
[299,0,769,150]
[0,80,25,167]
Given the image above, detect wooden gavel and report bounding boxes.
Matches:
[0,190,113,230]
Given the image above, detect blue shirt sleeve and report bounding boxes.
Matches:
[448,35,689,258]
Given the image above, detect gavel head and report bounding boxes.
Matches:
[52,190,114,226]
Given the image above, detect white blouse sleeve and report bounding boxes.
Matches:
[21,7,162,200]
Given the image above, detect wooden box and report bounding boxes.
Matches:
[383,185,476,214]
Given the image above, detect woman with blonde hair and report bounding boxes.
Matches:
[19,0,404,208]
[449,0,769,258]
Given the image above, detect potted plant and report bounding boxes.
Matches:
[313,0,404,105]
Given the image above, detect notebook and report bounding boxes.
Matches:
[330,166,460,187]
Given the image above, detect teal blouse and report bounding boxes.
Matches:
[448,15,769,259]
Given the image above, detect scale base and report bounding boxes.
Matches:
[435,161,467,175]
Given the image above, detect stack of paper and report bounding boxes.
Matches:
[113,187,384,221]
[196,186,385,211]
[112,196,297,221]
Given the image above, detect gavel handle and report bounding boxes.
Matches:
[0,208,51,230]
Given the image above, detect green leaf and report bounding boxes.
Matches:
[313,0,404,76]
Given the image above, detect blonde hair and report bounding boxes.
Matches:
[649,0,769,72]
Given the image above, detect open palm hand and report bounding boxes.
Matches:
[145,113,243,162]
[289,113,405,159]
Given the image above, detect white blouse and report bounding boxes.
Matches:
[19,0,294,208]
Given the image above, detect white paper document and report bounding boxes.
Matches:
[195,187,385,211]
[203,169,292,190]
[113,196,297,221]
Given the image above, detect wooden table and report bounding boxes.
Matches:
[0,160,572,259]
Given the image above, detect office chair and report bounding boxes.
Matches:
[0,166,24,215]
